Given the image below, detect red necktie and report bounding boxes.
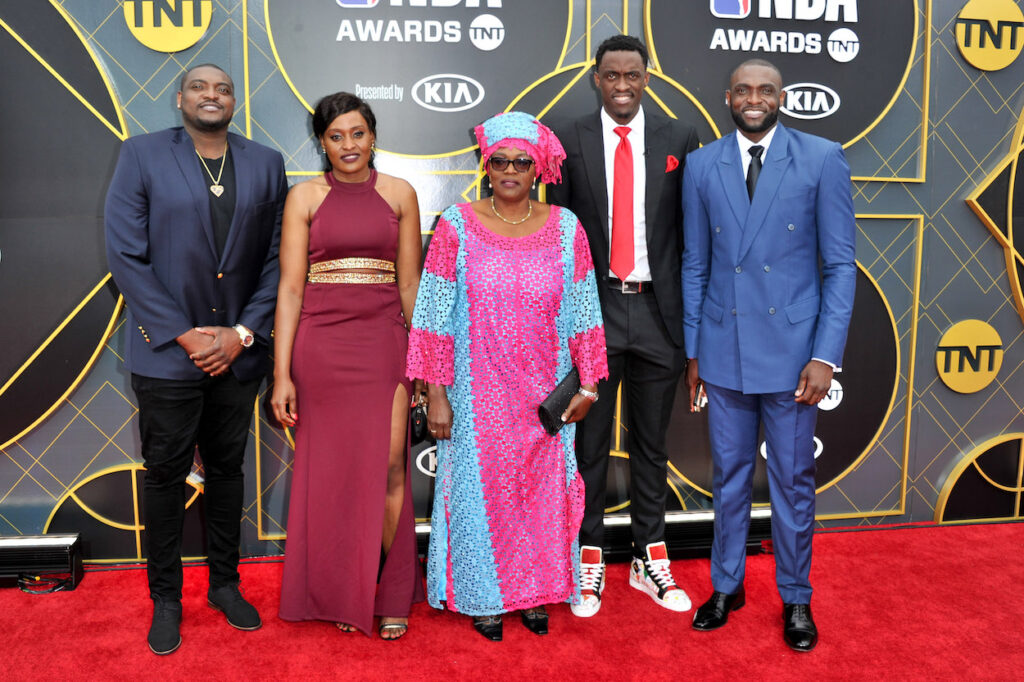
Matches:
[610,126,634,281]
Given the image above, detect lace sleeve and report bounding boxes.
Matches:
[565,216,608,386]
[407,208,460,385]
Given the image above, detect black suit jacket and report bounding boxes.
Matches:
[548,109,699,348]
[105,127,288,381]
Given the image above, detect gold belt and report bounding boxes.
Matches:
[308,272,396,284]
[307,258,396,284]
[309,258,395,274]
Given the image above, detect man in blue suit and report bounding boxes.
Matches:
[105,64,287,655]
[681,59,855,651]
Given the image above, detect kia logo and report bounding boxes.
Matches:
[412,74,485,113]
[760,437,824,460]
[781,82,841,120]
[416,446,438,477]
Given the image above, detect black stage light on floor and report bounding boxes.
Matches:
[0,534,84,592]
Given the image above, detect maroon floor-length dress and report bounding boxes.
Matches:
[279,169,424,634]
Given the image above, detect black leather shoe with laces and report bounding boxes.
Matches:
[208,583,262,631]
[148,598,182,655]
[472,614,503,642]
[691,588,745,631]
[783,603,818,651]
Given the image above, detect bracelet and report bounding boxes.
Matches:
[578,387,598,403]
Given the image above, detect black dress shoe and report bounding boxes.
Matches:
[208,583,262,631]
[520,606,548,635]
[472,615,503,642]
[148,598,182,655]
[783,603,818,652]
[691,588,745,631]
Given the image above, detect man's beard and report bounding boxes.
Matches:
[183,110,230,133]
[732,107,778,134]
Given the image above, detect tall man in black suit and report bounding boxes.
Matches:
[105,64,287,655]
[548,35,699,617]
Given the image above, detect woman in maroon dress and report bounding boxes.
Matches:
[272,92,424,639]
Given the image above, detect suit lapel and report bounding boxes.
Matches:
[170,128,218,258]
[219,133,252,267]
[644,114,667,246]
[578,112,609,253]
[715,132,748,231]
[738,124,792,262]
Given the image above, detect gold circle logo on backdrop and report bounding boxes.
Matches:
[124,0,212,53]
[955,0,1024,71]
[935,320,1003,393]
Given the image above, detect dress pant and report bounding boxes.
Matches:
[704,381,818,604]
[575,281,685,555]
[132,372,260,601]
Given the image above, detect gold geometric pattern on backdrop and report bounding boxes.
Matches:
[815,216,923,524]
[908,2,1024,524]
[5,1,1021,554]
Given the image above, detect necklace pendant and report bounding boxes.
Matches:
[210,184,224,197]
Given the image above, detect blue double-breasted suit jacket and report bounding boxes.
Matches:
[105,127,288,382]
[682,123,856,393]
[681,123,856,601]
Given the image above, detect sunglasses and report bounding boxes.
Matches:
[488,156,535,173]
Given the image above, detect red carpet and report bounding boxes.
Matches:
[3,523,1022,680]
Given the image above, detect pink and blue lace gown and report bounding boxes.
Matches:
[279,170,424,634]
[406,203,608,615]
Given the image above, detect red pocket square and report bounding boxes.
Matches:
[665,155,679,173]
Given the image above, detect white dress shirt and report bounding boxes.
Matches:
[734,124,777,179]
[602,106,649,282]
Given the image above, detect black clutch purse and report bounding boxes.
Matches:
[410,401,430,444]
[538,367,581,436]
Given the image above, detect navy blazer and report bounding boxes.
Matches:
[105,127,288,381]
[548,109,699,348]
[681,123,856,394]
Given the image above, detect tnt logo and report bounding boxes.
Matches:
[337,0,379,6]
[469,14,505,50]
[711,0,751,19]
[955,0,1024,71]
[817,378,844,411]
[124,1,212,53]
[936,319,1003,393]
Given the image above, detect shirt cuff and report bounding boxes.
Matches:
[812,357,840,372]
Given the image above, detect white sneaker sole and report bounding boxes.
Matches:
[570,597,602,618]
[629,572,692,612]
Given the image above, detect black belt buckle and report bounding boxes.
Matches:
[610,278,647,294]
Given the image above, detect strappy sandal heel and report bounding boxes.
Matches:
[378,618,408,641]
[472,614,502,642]
[520,606,548,635]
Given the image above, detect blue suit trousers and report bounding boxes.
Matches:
[705,381,818,604]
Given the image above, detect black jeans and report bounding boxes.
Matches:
[132,372,260,601]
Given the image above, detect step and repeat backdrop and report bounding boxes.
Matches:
[0,0,1022,560]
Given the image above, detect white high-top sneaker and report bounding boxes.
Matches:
[570,545,606,617]
[629,541,691,612]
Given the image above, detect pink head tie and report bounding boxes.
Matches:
[473,111,567,185]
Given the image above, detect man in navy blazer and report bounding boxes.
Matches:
[681,59,855,651]
[105,64,287,655]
